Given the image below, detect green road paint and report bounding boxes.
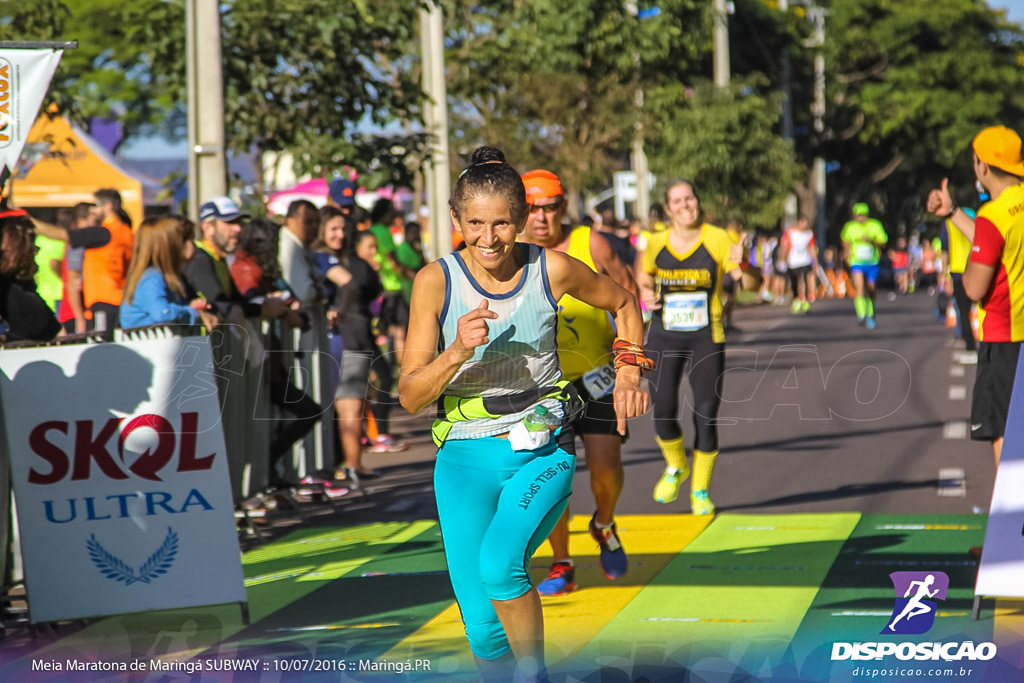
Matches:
[216,521,454,664]
[564,512,859,679]
[0,521,435,675]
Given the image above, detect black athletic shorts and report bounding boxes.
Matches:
[971,341,1022,442]
[788,264,812,291]
[571,376,628,441]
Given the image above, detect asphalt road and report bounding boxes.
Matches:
[302,290,992,539]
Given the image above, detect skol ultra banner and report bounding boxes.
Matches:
[0,47,63,179]
[0,337,246,623]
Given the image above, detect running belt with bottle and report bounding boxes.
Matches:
[435,243,566,441]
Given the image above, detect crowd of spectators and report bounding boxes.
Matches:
[0,181,423,498]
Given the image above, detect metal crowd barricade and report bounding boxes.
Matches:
[274,303,336,479]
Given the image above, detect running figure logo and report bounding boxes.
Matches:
[883,571,949,635]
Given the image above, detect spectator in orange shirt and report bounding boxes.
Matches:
[83,188,134,331]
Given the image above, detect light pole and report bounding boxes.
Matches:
[419,1,452,260]
[186,0,228,221]
[713,0,731,88]
[806,3,827,248]
[624,2,660,226]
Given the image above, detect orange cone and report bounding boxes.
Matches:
[971,305,980,336]
[946,301,957,328]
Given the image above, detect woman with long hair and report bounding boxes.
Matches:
[638,179,745,516]
[327,211,392,483]
[0,209,61,342]
[120,216,218,330]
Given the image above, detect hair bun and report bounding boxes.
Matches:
[470,146,506,165]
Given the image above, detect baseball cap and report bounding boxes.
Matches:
[973,125,1024,176]
[199,196,249,222]
[522,169,564,202]
[329,178,357,207]
[852,202,870,216]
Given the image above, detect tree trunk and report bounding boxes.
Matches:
[566,186,582,223]
[794,166,817,227]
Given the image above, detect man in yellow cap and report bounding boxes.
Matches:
[927,126,1024,469]
[519,169,640,594]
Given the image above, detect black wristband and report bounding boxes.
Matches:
[943,203,958,220]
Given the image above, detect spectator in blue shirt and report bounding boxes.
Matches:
[120,216,218,330]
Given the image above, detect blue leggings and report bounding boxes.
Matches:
[434,437,575,660]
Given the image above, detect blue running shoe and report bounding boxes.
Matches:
[589,513,628,579]
[536,562,576,596]
[866,316,877,330]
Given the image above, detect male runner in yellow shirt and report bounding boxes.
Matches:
[520,169,640,594]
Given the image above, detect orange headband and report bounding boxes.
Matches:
[522,169,564,202]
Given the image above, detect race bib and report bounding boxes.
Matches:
[662,291,709,332]
[854,243,875,262]
[583,363,616,399]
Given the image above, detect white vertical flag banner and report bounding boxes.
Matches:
[975,345,1024,598]
[0,336,247,623]
[0,47,63,178]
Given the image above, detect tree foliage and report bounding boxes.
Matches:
[0,0,182,148]
[646,76,801,228]
[2,0,427,188]
[821,0,1024,235]
[442,0,706,213]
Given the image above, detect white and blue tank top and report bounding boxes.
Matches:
[438,243,564,439]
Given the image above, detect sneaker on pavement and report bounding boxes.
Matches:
[536,562,576,597]
[369,434,409,453]
[790,299,802,314]
[589,513,628,579]
[866,316,877,330]
[653,466,689,504]
[690,489,716,516]
[800,299,811,313]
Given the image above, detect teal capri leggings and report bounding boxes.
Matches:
[434,436,576,660]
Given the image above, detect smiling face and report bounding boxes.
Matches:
[666,182,701,230]
[322,215,345,252]
[451,194,523,274]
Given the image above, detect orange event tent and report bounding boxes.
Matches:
[8,114,162,227]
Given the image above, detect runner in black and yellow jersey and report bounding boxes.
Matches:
[519,169,641,595]
[638,179,745,516]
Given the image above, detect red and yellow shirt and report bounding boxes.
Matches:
[970,182,1024,342]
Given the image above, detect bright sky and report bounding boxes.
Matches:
[991,0,1024,20]
[120,0,1024,160]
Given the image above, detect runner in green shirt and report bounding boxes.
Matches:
[840,202,888,329]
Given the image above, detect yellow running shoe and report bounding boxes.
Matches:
[690,489,716,516]
[653,466,689,504]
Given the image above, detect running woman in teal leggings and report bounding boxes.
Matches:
[399,146,650,682]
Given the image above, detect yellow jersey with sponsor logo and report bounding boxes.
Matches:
[642,223,738,343]
[558,227,615,380]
